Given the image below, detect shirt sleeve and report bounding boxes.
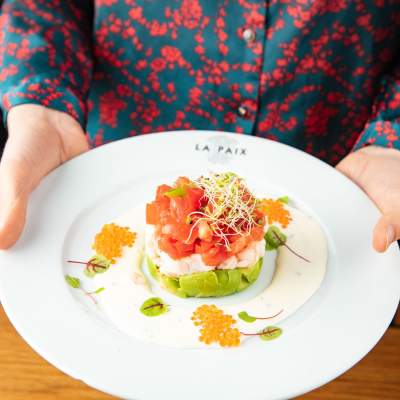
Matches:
[0,0,94,127]
[353,61,400,151]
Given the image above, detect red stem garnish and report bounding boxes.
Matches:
[67,260,107,269]
[272,231,310,263]
[240,327,281,336]
[252,309,283,320]
[80,288,98,305]
[143,302,166,311]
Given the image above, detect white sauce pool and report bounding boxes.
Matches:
[94,204,327,348]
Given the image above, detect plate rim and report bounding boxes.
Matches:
[0,130,399,400]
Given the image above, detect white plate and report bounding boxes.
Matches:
[0,131,399,400]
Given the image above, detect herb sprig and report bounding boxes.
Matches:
[67,255,111,277]
[65,274,105,305]
[271,230,310,263]
[140,297,169,317]
[240,326,282,341]
[238,309,283,323]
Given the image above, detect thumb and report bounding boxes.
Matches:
[0,155,35,249]
[373,213,400,253]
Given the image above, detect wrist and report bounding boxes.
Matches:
[5,103,88,167]
[7,104,84,138]
[356,145,400,161]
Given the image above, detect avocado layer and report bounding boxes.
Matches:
[147,255,263,298]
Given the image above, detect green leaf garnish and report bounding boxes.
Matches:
[164,186,186,198]
[214,172,237,187]
[238,311,257,323]
[260,326,282,341]
[65,275,81,289]
[277,196,289,204]
[84,254,111,278]
[265,225,287,251]
[93,287,105,294]
[140,297,168,317]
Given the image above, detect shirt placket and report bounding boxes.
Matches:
[231,1,268,134]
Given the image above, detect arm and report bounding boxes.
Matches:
[0,0,94,126]
[352,61,400,151]
[0,1,94,249]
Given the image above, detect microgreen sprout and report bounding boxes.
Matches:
[140,297,169,317]
[240,326,283,341]
[271,230,310,263]
[67,255,111,277]
[186,172,261,249]
[238,309,283,323]
[64,274,105,305]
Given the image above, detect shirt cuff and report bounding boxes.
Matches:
[352,120,400,151]
[1,78,87,128]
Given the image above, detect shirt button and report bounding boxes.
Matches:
[242,28,256,43]
[237,105,248,118]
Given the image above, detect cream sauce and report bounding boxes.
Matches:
[94,204,327,348]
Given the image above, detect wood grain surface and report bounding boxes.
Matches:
[394,306,400,326]
[0,306,399,400]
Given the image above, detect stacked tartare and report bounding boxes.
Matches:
[145,172,268,298]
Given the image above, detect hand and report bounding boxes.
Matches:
[336,145,400,252]
[0,104,89,249]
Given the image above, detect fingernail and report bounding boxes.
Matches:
[386,225,396,249]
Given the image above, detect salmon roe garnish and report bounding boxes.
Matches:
[192,305,241,347]
[92,223,136,263]
[258,199,292,228]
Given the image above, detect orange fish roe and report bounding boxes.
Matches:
[192,304,241,347]
[92,223,136,264]
[258,199,292,228]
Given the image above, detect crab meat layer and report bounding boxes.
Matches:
[145,225,266,277]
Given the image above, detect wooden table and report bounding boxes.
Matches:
[1,306,399,400]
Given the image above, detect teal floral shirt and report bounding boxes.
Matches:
[0,0,399,164]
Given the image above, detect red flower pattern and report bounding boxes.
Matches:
[0,0,399,163]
